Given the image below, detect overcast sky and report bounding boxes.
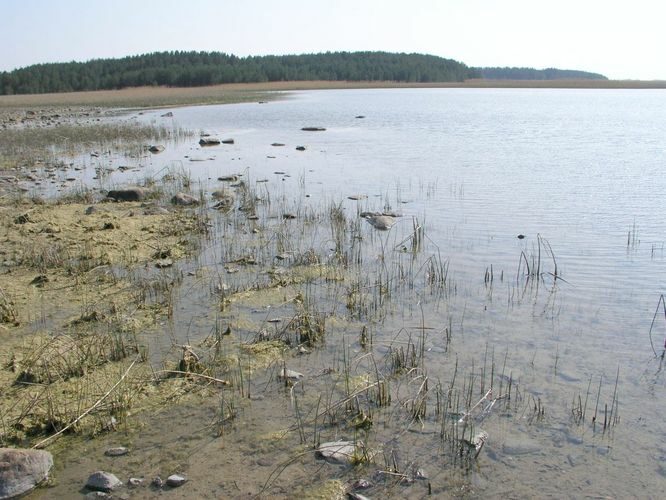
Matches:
[1,0,663,80]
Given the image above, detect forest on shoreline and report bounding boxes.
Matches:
[0,51,607,95]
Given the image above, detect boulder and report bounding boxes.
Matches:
[85,471,122,492]
[106,187,148,202]
[0,448,53,499]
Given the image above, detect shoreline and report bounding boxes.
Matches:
[1,79,665,111]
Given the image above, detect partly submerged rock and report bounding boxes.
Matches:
[106,187,148,202]
[301,126,326,131]
[218,175,240,182]
[85,471,122,492]
[362,214,396,230]
[199,137,221,146]
[148,145,165,153]
[0,448,53,499]
[279,368,304,380]
[171,192,200,206]
[295,146,306,151]
[221,138,235,144]
[316,441,361,464]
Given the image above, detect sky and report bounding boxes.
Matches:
[0,0,664,80]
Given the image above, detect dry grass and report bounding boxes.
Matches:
[1,78,664,112]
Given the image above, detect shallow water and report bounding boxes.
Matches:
[35,88,666,497]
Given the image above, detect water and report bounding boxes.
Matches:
[49,88,666,497]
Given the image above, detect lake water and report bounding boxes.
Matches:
[54,88,666,497]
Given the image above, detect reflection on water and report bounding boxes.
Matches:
[38,89,666,497]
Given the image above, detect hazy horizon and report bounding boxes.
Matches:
[1,0,664,80]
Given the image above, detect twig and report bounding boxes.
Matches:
[33,355,140,449]
[155,370,230,385]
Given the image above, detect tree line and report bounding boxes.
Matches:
[475,67,607,80]
[0,51,609,95]
[0,51,477,95]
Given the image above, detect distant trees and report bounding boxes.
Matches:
[0,51,478,95]
[475,67,607,80]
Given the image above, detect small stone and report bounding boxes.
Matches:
[166,474,187,487]
[171,192,200,206]
[128,477,144,487]
[155,258,174,269]
[151,476,163,488]
[104,447,129,457]
[85,471,122,492]
[316,441,360,464]
[29,275,49,287]
[279,368,304,380]
[352,478,372,489]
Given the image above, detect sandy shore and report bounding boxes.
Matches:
[1,79,665,112]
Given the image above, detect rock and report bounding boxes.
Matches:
[143,206,169,215]
[362,214,396,230]
[221,138,235,144]
[271,142,285,147]
[106,187,148,202]
[13,213,32,224]
[295,146,306,151]
[355,115,366,119]
[279,368,304,380]
[351,478,372,489]
[161,112,174,117]
[29,275,49,287]
[316,441,360,464]
[347,195,367,201]
[104,447,129,457]
[155,258,173,269]
[85,206,98,215]
[148,145,165,153]
[0,448,53,499]
[212,197,234,211]
[199,137,221,146]
[85,471,122,492]
[166,474,187,487]
[151,476,163,488]
[217,175,239,182]
[283,213,297,220]
[301,127,326,131]
[171,192,200,206]
[127,477,143,487]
